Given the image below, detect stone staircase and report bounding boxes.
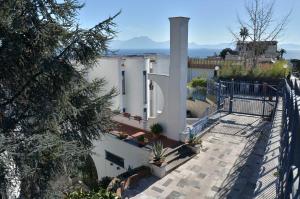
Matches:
[164,144,196,174]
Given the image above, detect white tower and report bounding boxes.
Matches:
[166,17,189,140]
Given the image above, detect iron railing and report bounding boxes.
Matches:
[214,80,278,117]
[278,79,300,199]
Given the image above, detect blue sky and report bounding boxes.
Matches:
[77,0,300,44]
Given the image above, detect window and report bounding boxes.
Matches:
[105,151,124,168]
[143,70,147,104]
[122,71,125,95]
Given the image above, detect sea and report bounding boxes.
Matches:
[110,49,300,60]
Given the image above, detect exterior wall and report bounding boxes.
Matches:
[150,56,169,118]
[264,44,278,58]
[123,57,147,118]
[188,68,215,81]
[92,135,151,179]
[88,55,169,121]
[88,57,122,111]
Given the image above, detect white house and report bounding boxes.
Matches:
[89,17,192,179]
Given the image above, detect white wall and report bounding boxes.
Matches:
[92,135,150,179]
[123,57,146,117]
[88,57,122,111]
[150,55,170,117]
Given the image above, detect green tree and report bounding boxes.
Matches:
[0,0,119,198]
[219,48,238,59]
[279,48,287,59]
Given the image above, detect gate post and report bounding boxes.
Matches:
[229,79,234,113]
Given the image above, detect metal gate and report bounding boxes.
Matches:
[213,80,278,117]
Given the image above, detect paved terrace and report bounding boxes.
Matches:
[124,113,279,199]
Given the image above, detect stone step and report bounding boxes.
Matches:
[165,145,195,173]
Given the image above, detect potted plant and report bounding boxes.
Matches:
[150,123,163,138]
[123,112,131,119]
[133,115,142,123]
[152,141,166,166]
[150,141,167,178]
[187,134,203,154]
[137,135,148,147]
[117,132,128,140]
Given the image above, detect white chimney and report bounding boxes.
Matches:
[166,17,189,141]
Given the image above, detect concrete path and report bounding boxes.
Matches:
[124,113,273,199]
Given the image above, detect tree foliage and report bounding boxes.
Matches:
[219,48,238,59]
[0,0,119,198]
[230,0,291,67]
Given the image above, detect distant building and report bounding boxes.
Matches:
[228,41,279,64]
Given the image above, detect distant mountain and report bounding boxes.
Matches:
[109,36,300,52]
[279,43,300,50]
[110,36,168,49]
[109,36,234,49]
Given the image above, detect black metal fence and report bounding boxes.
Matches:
[278,79,300,199]
[209,79,278,117]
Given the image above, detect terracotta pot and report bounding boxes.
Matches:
[138,141,145,147]
[153,159,164,167]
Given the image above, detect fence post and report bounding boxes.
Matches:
[262,83,266,116]
[217,79,221,111]
[229,79,234,113]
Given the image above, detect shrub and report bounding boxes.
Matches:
[188,77,207,88]
[98,176,113,190]
[150,123,163,135]
[219,60,290,80]
[65,188,118,199]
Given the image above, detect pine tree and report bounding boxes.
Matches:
[0,0,119,198]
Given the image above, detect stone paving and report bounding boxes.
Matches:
[253,100,282,199]
[123,113,275,199]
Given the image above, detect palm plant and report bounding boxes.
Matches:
[152,141,167,165]
[240,26,249,42]
[240,27,249,66]
[279,48,287,59]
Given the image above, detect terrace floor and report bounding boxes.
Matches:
[123,113,277,199]
[112,122,180,149]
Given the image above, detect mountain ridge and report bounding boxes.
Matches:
[109,36,300,50]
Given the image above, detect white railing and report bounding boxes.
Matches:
[180,107,216,142]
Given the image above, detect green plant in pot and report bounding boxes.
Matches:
[137,135,148,147]
[152,141,167,166]
[117,132,128,140]
[187,134,203,154]
[150,123,163,138]
[188,134,202,147]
